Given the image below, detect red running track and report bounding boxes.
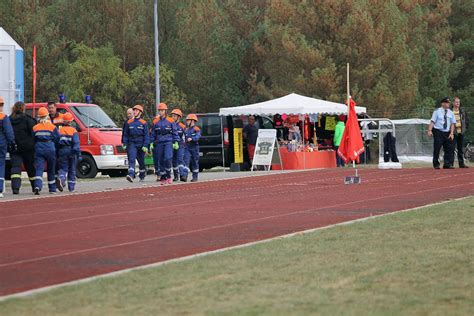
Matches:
[0,168,473,296]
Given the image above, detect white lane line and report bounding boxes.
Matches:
[0,195,471,303]
[0,169,462,232]
[1,181,472,268]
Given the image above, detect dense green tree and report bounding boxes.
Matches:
[0,0,471,123]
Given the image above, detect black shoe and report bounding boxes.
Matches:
[56,178,63,192]
[34,187,40,195]
[459,164,469,168]
[180,177,187,182]
[443,165,455,169]
[434,165,440,169]
[191,178,198,183]
[126,175,134,183]
[12,189,19,195]
[173,177,179,182]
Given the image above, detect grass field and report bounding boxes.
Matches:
[1,197,473,315]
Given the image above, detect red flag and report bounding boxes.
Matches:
[338,98,365,163]
[32,45,37,117]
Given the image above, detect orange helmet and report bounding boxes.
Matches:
[157,103,168,110]
[133,104,144,113]
[37,107,49,117]
[171,109,183,117]
[63,112,74,122]
[186,114,198,122]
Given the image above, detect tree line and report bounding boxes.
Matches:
[1,0,472,132]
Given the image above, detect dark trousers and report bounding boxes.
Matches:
[34,149,57,192]
[453,133,465,166]
[10,150,36,193]
[127,144,146,180]
[433,129,454,168]
[58,151,78,192]
[182,145,199,180]
[335,146,345,167]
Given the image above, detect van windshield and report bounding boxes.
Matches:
[70,106,117,128]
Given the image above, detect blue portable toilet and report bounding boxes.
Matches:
[0,27,24,115]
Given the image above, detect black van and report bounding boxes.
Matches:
[196,113,274,170]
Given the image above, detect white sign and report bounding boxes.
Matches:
[252,129,277,168]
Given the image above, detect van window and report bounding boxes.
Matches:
[199,116,221,136]
[70,106,117,128]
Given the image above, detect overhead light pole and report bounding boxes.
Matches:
[154,0,160,114]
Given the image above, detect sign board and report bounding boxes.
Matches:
[325,116,336,131]
[344,176,361,184]
[252,129,277,168]
[233,128,243,163]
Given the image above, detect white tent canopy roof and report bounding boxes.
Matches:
[219,93,367,116]
[0,27,23,50]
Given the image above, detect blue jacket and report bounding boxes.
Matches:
[122,118,150,147]
[151,116,177,144]
[184,126,201,148]
[0,113,15,147]
[174,121,186,144]
[58,125,81,155]
[33,121,60,152]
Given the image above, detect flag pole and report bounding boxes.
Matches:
[347,63,357,176]
[32,45,37,117]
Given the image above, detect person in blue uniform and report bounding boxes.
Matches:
[0,97,16,198]
[428,97,456,169]
[56,113,81,192]
[151,103,177,185]
[181,114,201,182]
[33,107,60,195]
[171,108,185,182]
[122,105,150,182]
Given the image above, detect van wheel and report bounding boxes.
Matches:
[77,155,98,179]
[106,170,127,178]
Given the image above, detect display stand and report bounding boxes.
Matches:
[251,129,282,171]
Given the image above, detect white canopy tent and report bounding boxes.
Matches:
[219,93,367,116]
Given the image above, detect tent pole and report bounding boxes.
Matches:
[303,116,306,170]
[220,115,225,172]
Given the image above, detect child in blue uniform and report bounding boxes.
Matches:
[171,108,185,182]
[33,107,60,195]
[56,112,81,192]
[151,103,177,185]
[182,114,201,182]
[122,105,150,182]
[0,97,16,198]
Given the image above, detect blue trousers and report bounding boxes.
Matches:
[182,145,199,180]
[173,145,185,179]
[0,146,6,193]
[58,151,77,191]
[154,142,173,180]
[127,144,146,180]
[335,146,345,167]
[34,149,57,192]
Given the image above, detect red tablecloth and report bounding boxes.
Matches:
[272,147,336,170]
